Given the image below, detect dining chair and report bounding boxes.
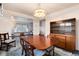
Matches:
[20,32,29,55]
[0,33,16,51]
[20,37,46,56]
[45,45,55,56]
[24,42,46,56]
[20,37,27,55]
[20,32,25,36]
[24,42,35,56]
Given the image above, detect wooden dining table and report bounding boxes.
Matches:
[21,35,54,50]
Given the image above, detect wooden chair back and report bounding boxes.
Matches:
[20,32,25,36]
[20,38,25,49]
[25,42,34,56]
[0,33,9,41]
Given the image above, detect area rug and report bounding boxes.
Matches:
[6,47,25,56]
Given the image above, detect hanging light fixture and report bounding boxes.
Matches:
[34,3,46,17]
[0,3,4,16]
[0,3,15,25]
[0,3,13,18]
[0,3,9,17]
[0,3,10,17]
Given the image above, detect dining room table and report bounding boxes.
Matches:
[21,35,55,55]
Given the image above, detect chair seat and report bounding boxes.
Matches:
[34,49,46,56]
[5,39,15,43]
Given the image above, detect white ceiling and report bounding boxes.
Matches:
[3,3,79,17]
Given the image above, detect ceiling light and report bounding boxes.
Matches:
[34,4,46,17]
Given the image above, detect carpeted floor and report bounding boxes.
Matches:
[6,47,25,56]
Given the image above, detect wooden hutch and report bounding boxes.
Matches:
[50,18,76,52]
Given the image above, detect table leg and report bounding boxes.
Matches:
[53,46,55,56]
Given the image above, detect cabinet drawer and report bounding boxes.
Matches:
[54,35,66,49]
[57,42,65,48]
[54,38,65,48]
[66,36,75,51]
[55,36,65,43]
[55,35,65,39]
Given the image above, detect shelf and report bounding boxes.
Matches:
[50,18,76,35]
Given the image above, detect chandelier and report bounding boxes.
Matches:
[0,3,15,24]
[34,4,46,17]
[0,3,8,17]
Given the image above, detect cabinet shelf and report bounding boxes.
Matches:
[50,18,76,35]
[50,18,76,52]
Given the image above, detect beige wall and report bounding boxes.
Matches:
[0,10,34,36]
[46,5,79,50]
[0,16,15,35]
[0,10,40,36]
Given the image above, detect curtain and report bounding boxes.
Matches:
[14,23,33,33]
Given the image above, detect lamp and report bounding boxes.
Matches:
[34,4,46,17]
